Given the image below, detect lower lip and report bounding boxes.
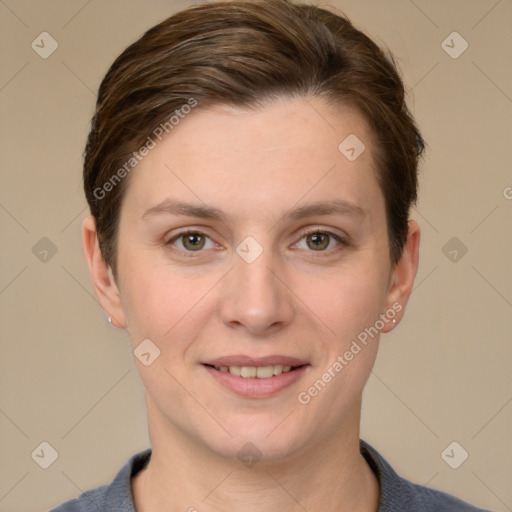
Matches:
[203,365,309,398]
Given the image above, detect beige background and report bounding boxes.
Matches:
[0,0,511,511]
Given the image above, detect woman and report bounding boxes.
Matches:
[51,0,491,510]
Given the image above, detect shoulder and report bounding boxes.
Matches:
[400,477,493,511]
[49,485,109,512]
[360,440,494,512]
[49,449,151,512]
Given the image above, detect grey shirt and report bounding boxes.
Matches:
[50,440,493,511]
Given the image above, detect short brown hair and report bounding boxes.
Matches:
[83,0,425,272]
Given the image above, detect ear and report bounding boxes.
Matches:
[381,220,420,333]
[82,215,127,328]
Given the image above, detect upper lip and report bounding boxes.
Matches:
[202,355,309,367]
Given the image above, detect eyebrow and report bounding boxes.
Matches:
[141,198,366,222]
[285,199,366,221]
[141,199,227,222]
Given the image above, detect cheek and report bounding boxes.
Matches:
[118,258,219,353]
[294,270,385,422]
[296,262,389,344]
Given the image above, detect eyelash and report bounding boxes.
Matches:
[293,229,347,256]
[166,228,348,257]
[165,230,218,258]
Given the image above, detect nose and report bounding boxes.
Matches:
[219,245,295,336]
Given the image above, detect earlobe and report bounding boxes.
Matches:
[381,220,420,333]
[82,215,127,329]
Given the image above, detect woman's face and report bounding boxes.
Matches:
[105,97,417,461]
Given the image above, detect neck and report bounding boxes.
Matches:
[132,399,379,512]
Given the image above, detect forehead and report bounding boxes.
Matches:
[121,96,383,224]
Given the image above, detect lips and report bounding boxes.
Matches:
[203,355,308,368]
[213,364,296,378]
[203,355,308,379]
[202,355,310,397]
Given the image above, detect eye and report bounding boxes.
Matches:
[169,231,216,252]
[295,231,342,252]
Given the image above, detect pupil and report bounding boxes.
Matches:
[185,233,204,250]
[308,233,328,250]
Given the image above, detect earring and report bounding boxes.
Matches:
[108,315,112,324]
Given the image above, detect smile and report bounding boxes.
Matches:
[211,364,297,378]
[202,357,310,398]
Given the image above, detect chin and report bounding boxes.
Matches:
[198,415,311,465]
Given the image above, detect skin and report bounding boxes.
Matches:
[83,96,420,511]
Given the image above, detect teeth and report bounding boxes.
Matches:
[229,366,241,376]
[256,366,274,378]
[240,366,257,378]
[216,364,297,378]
